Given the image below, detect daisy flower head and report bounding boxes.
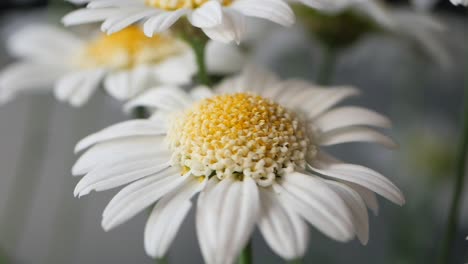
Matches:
[73,66,405,263]
[0,24,242,106]
[62,0,295,43]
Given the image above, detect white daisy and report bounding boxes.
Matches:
[62,0,296,43]
[0,24,243,106]
[73,66,404,263]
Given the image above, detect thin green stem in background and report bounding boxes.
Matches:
[316,46,338,85]
[184,36,211,87]
[238,240,253,264]
[438,86,468,264]
[156,256,168,264]
[288,259,303,264]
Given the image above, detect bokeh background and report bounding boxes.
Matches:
[0,0,467,263]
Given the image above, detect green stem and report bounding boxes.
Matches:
[184,36,211,87]
[238,240,253,264]
[316,46,337,85]
[156,256,168,264]
[178,25,212,87]
[132,106,149,119]
[438,86,468,264]
[288,259,303,264]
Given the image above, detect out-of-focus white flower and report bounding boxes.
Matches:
[62,0,295,44]
[73,65,404,263]
[450,0,468,6]
[0,24,244,106]
[411,0,439,12]
[290,0,373,13]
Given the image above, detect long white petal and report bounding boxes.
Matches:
[144,177,203,258]
[202,9,245,44]
[325,181,369,245]
[309,164,405,206]
[299,86,360,119]
[313,106,392,132]
[62,8,124,26]
[317,126,397,148]
[196,177,259,264]
[104,66,153,101]
[231,0,295,27]
[73,137,168,175]
[143,9,188,37]
[0,62,64,103]
[102,170,186,231]
[102,9,158,35]
[275,172,355,242]
[258,188,309,260]
[75,158,171,197]
[188,1,223,28]
[7,24,83,61]
[124,86,192,113]
[75,120,167,152]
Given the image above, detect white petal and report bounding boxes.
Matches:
[143,9,188,37]
[153,52,197,85]
[7,24,84,61]
[215,65,278,94]
[54,69,106,107]
[346,182,379,216]
[76,119,167,152]
[202,9,245,44]
[317,126,397,148]
[188,1,223,28]
[73,137,168,175]
[196,177,220,264]
[104,67,153,101]
[124,86,192,113]
[0,62,65,103]
[196,177,259,264]
[309,163,405,206]
[87,0,145,8]
[102,169,186,231]
[257,188,309,260]
[62,8,124,26]
[144,177,203,258]
[299,86,360,119]
[75,158,171,197]
[102,9,157,35]
[274,172,354,242]
[206,41,246,74]
[231,0,295,27]
[313,106,392,132]
[325,181,369,245]
[190,86,213,101]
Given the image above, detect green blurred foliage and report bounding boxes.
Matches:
[292,4,380,50]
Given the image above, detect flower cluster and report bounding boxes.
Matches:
[5,0,465,262]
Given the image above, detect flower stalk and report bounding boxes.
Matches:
[177,21,212,87]
[316,46,337,85]
[438,86,468,264]
[238,240,253,264]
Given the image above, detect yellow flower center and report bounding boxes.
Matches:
[167,93,312,186]
[77,26,185,69]
[146,0,232,10]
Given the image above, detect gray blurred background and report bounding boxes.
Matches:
[0,1,467,263]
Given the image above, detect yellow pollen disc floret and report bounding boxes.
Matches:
[77,26,185,69]
[146,0,232,10]
[167,93,312,186]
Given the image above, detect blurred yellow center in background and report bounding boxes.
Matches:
[146,0,232,10]
[167,93,311,186]
[78,26,184,69]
